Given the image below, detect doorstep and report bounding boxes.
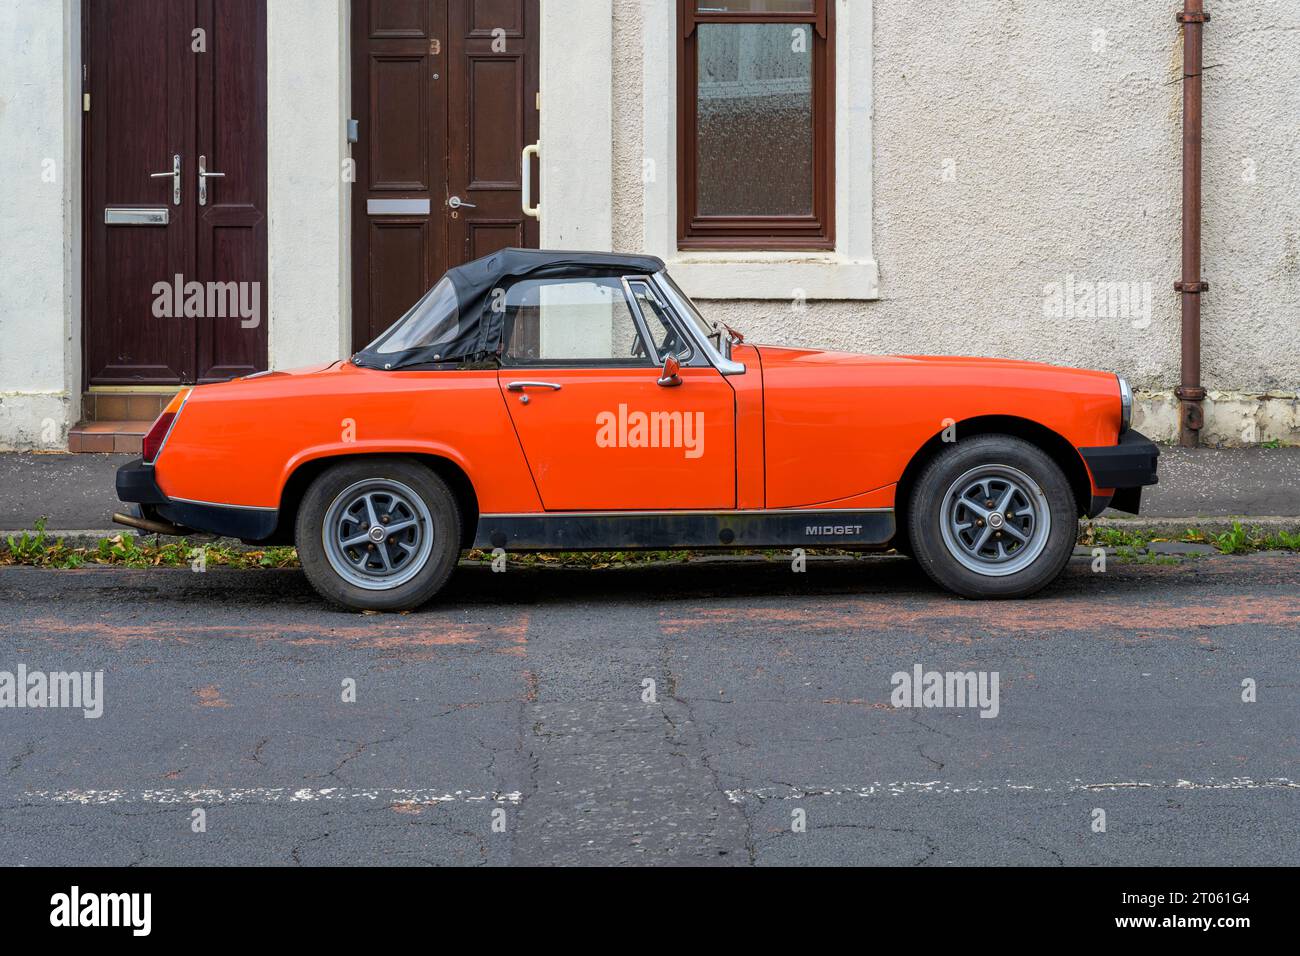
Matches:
[71,390,177,454]
[67,420,151,454]
[82,390,175,423]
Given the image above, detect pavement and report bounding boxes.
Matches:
[1,453,139,532]
[1,446,1298,536]
[0,553,1296,865]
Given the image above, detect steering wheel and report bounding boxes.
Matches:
[658,328,683,362]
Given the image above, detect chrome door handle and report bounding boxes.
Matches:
[447,196,476,209]
[198,154,225,206]
[150,154,181,205]
[506,381,562,392]
[521,143,539,219]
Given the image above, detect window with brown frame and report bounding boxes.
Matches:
[678,0,835,251]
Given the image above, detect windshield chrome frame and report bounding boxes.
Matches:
[648,271,746,376]
[622,275,711,369]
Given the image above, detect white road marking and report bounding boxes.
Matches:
[17,787,522,806]
[14,777,1296,808]
[724,777,1300,803]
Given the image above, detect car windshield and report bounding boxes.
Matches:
[364,278,461,357]
[656,271,726,353]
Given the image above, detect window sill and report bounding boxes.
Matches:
[665,253,879,301]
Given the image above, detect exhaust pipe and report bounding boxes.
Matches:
[111,511,193,538]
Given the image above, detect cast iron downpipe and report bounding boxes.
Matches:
[1175,0,1211,447]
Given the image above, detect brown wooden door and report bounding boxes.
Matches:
[351,0,539,350]
[445,1,540,266]
[84,0,268,387]
[194,0,269,383]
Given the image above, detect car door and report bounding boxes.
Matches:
[497,276,736,511]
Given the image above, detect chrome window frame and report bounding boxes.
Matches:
[621,276,704,368]
[649,270,747,376]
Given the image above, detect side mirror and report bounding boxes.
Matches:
[657,354,682,388]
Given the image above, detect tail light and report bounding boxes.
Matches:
[141,413,175,463]
[142,390,190,464]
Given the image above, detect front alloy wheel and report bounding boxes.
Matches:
[908,435,1076,599]
[939,464,1052,577]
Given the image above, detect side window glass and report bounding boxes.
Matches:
[503,278,652,365]
[627,281,692,363]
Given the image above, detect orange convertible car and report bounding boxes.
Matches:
[116,249,1159,610]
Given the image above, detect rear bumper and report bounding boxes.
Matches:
[115,458,279,541]
[1079,430,1160,515]
[115,458,170,505]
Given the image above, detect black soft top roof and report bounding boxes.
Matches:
[356,248,668,369]
[448,247,666,311]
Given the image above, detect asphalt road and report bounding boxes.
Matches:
[0,553,1296,866]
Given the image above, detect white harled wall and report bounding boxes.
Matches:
[266,0,351,370]
[0,0,81,450]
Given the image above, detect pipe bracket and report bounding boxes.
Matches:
[1176,11,1211,24]
[1175,280,1210,293]
[1180,402,1205,432]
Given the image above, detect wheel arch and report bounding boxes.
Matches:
[275,452,480,549]
[895,416,1093,544]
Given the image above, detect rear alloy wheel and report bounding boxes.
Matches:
[907,435,1076,599]
[323,479,434,590]
[296,458,461,611]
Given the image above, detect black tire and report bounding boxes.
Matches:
[295,457,462,611]
[906,435,1076,599]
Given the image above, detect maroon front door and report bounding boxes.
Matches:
[351,0,540,349]
[83,0,268,386]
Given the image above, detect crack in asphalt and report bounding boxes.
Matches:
[289,820,334,866]
[7,740,36,776]
[1011,834,1065,867]
[310,722,418,783]
[659,623,759,864]
[907,709,955,772]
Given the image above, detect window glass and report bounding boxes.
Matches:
[697,1,815,11]
[697,22,813,217]
[503,278,651,365]
[628,281,692,362]
[370,278,459,355]
[680,0,832,249]
[656,272,724,353]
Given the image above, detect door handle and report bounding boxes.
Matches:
[506,381,562,392]
[521,143,539,219]
[447,195,476,210]
[198,154,225,206]
[150,154,181,205]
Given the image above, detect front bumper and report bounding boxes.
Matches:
[115,458,279,541]
[1079,430,1160,515]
